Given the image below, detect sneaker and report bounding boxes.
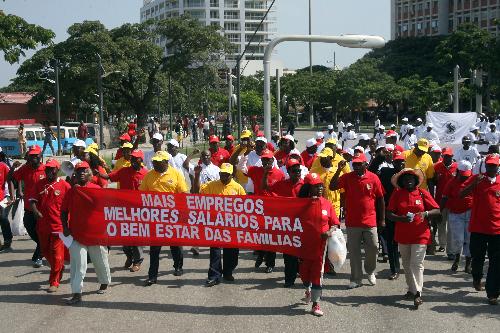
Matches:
[302,290,311,303]
[0,244,12,253]
[190,247,200,256]
[488,297,498,306]
[33,259,43,268]
[348,282,361,289]
[367,273,377,286]
[311,304,324,317]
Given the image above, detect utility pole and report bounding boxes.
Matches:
[97,54,105,149]
[475,68,483,114]
[276,68,281,135]
[308,0,314,128]
[168,75,173,140]
[54,60,61,156]
[228,71,233,125]
[453,65,459,113]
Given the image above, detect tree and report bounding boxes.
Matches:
[0,10,55,63]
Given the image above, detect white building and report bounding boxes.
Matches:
[140,0,283,75]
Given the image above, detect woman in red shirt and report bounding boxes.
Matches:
[387,168,440,309]
[297,173,339,317]
[440,160,474,273]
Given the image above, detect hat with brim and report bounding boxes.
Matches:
[391,168,424,189]
[167,139,179,147]
[226,135,234,141]
[485,154,499,166]
[209,135,219,143]
[121,142,133,149]
[152,151,170,162]
[240,130,252,139]
[318,147,334,158]
[416,138,429,152]
[152,133,163,141]
[260,149,274,159]
[219,163,233,174]
[84,147,98,156]
[45,159,60,169]
[304,173,323,186]
[75,161,90,170]
[442,147,453,156]
[119,133,131,141]
[131,150,145,160]
[286,158,301,169]
[393,151,405,161]
[352,153,367,164]
[28,145,42,155]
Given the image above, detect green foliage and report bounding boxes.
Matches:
[0,10,55,63]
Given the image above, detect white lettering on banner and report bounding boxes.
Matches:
[107,222,117,236]
[140,193,175,208]
[120,223,150,237]
[264,217,303,232]
[103,206,179,223]
[187,211,259,230]
[185,195,264,215]
[235,231,302,248]
[155,224,201,239]
[204,227,231,242]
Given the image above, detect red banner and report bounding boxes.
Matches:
[69,188,324,259]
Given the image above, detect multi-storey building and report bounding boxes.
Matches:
[391,0,500,39]
[140,0,282,74]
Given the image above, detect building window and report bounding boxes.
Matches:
[226,33,241,42]
[210,10,219,18]
[224,10,240,19]
[210,0,219,6]
[224,22,240,31]
[184,0,205,7]
[224,0,239,8]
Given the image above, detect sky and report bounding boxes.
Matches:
[0,0,390,87]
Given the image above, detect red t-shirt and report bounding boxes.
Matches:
[223,145,235,156]
[210,148,230,167]
[108,166,148,190]
[31,178,71,232]
[442,177,473,214]
[269,178,304,198]
[395,144,404,153]
[300,150,317,170]
[127,123,137,136]
[337,171,385,228]
[318,197,340,232]
[387,188,439,244]
[274,150,289,167]
[13,163,46,210]
[434,161,458,203]
[247,166,285,196]
[115,148,123,160]
[91,166,108,188]
[266,142,275,153]
[465,174,500,235]
[61,183,101,229]
[0,162,10,199]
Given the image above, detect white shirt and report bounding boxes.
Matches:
[203,121,210,130]
[280,164,309,180]
[422,130,440,144]
[189,163,220,184]
[400,124,409,139]
[342,130,357,143]
[337,121,344,133]
[484,131,500,145]
[414,125,426,139]
[144,150,155,170]
[404,134,418,150]
[476,121,489,132]
[454,146,481,165]
[495,119,500,129]
[473,157,500,175]
[374,119,381,129]
[374,132,385,145]
[169,152,193,181]
[324,131,337,141]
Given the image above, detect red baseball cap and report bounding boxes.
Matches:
[286,158,301,169]
[385,130,398,138]
[209,135,219,143]
[260,149,274,159]
[352,153,367,163]
[256,131,265,137]
[45,158,60,169]
[485,154,500,166]
[28,145,42,155]
[441,147,454,156]
[130,150,145,160]
[304,173,323,185]
[119,133,131,141]
[225,135,234,141]
[75,161,90,170]
[393,151,405,161]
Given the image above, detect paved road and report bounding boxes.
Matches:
[0,235,498,333]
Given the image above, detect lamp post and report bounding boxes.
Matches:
[308,0,314,128]
[39,60,61,156]
[168,75,173,140]
[263,35,386,139]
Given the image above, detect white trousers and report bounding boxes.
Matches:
[69,240,111,294]
[399,244,427,295]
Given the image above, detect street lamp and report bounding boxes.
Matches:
[39,59,61,156]
[263,34,386,139]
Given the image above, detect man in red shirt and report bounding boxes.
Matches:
[62,161,111,305]
[77,121,88,140]
[9,145,46,267]
[301,138,318,170]
[223,135,235,156]
[100,150,148,272]
[209,135,230,167]
[460,154,500,305]
[274,135,295,167]
[268,158,304,287]
[0,155,12,252]
[30,159,71,292]
[330,153,385,289]
[433,147,457,255]
[441,160,473,273]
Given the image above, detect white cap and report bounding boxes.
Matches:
[271,130,279,136]
[457,160,472,171]
[73,139,86,148]
[167,139,179,147]
[385,144,395,151]
[255,137,268,143]
[153,133,164,141]
[327,124,334,130]
[407,125,414,130]
[346,122,353,127]
[306,138,317,148]
[378,125,385,130]
[283,134,294,141]
[391,124,396,128]
[315,132,324,139]
[345,148,354,156]
[427,123,434,128]
[0,147,2,152]
[376,145,385,151]
[336,143,342,150]
[290,148,301,156]
[470,126,479,131]
[402,117,408,122]
[430,145,441,152]
[416,118,422,122]
[359,134,370,141]
[354,146,364,153]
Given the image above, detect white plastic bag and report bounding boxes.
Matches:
[328,228,347,270]
[10,199,27,236]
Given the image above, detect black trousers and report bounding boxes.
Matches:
[148,246,183,280]
[208,247,239,281]
[284,254,299,285]
[1,213,12,244]
[23,210,41,261]
[123,246,144,264]
[470,232,500,299]
[384,221,400,274]
[256,251,276,268]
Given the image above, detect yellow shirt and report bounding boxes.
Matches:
[200,179,246,196]
[139,167,188,193]
[403,149,435,190]
[114,158,131,171]
[310,153,350,175]
[318,166,345,217]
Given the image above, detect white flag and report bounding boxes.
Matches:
[426,111,478,145]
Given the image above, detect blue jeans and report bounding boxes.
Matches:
[448,210,471,257]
